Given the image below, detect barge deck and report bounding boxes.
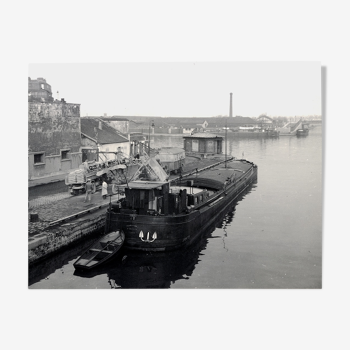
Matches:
[28,156,244,264]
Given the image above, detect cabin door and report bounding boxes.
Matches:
[217,140,222,153]
[207,140,214,153]
[192,140,199,152]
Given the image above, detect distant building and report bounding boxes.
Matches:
[28,77,82,181]
[100,116,130,135]
[196,120,208,129]
[28,77,54,102]
[97,116,147,156]
[80,118,130,161]
[183,127,195,134]
[183,132,223,158]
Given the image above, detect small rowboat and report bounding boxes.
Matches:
[73,230,125,270]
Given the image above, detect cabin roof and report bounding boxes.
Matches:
[183,132,223,139]
[127,181,168,190]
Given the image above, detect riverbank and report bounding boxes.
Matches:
[28,155,230,265]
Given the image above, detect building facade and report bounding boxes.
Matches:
[80,118,130,162]
[28,86,82,180]
[28,77,54,103]
[100,116,129,135]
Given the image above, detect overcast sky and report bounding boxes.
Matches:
[28,62,321,118]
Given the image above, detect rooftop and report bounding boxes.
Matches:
[100,116,130,121]
[183,132,223,139]
[80,118,129,144]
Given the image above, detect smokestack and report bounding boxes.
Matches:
[57,91,59,100]
[229,92,233,118]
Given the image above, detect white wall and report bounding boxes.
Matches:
[99,141,130,160]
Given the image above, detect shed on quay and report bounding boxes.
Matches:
[183,133,223,158]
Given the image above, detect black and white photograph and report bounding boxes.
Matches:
[27,62,322,289]
[4,1,350,349]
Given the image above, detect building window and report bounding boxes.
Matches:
[61,150,70,160]
[41,84,45,89]
[34,153,44,164]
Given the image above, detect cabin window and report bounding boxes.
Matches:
[140,190,145,207]
[34,153,44,164]
[61,150,70,160]
[157,196,163,213]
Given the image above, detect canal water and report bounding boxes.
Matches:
[28,127,322,289]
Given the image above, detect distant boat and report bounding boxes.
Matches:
[296,122,310,137]
[277,119,304,136]
[74,230,125,270]
[296,128,309,136]
[266,129,279,137]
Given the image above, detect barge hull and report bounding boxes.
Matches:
[106,161,257,251]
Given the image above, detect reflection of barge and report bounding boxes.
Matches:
[74,221,218,288]
[105,158,257,252]
[73,182,256,288]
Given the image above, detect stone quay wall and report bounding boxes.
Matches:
[29,213,106,265]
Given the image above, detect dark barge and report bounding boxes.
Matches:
[105,158,257,252]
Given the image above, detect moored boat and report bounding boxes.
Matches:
[73,230,125,270]
[105,158,257,252]
[296,122,310,136]
[296,128,309,136]
[266,129,280,137]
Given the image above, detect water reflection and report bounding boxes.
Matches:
[72,183,257,289]
[28,168,257,288]
[70,224,215,288]
[28,233,102,285]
